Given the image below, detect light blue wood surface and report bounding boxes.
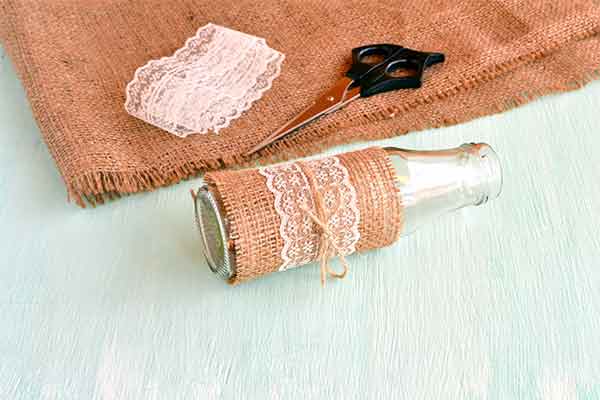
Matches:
[1,45,600,399]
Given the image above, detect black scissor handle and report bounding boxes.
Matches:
[346,44,405,81]
[346,44,445,98]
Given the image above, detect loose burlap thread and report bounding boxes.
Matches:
[1,1,599,206]
[204,147,401,285]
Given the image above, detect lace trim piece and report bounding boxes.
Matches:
[259,156,361,271]
[125,23,285,137]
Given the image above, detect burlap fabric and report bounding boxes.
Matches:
[1,1,599,207]
[204,147,401,284]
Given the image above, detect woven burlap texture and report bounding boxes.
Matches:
[1,1,599,206]
[204,147,401,284]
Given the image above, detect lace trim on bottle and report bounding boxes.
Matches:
[259,156,361,271]
[125,23,285,137]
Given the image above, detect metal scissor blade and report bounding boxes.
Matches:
[246,77,360,155]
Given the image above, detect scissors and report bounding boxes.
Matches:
[246,44,445,155]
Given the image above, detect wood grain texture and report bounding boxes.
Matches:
[1,45,600,399]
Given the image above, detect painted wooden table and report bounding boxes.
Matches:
[1,45,600,400]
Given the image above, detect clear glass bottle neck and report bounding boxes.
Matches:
[386,143,502,236]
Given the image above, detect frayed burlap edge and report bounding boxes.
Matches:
[69,29,600,207]
[1,6,599,207]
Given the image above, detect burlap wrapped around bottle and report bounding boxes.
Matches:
[201,147,403,284]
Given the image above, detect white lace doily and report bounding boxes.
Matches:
[125,23,285,137]
[259,156,361,271]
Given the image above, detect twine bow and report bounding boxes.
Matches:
[297,162,350,287]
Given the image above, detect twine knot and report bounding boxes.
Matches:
[297,162,350,287]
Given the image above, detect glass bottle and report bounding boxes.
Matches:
[193,143,503,280]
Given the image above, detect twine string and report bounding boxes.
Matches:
[297,162,349,287]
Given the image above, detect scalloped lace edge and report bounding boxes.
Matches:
[259,156,361,271]
[124,23,285,137]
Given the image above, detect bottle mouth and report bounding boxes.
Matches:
[462,143,503,204]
